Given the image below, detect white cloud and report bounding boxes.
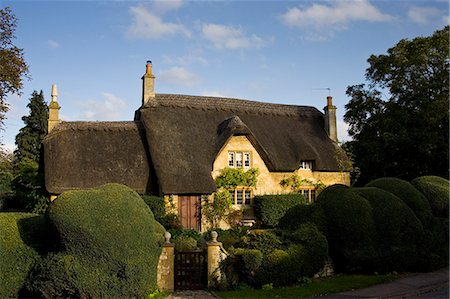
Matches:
[126,5,190,39]
[200,90,228,98]
[152,0,184,14]
[201,23,271,50]
[408,6,442,24]
[159,67,200,87]
[2,142,15,154]
[79,92,128,121]
[281,0,393,29]
[163,51,208,66]
[47,40,60,49]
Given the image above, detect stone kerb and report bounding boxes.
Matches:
[207,231,228,288]
[157,231,175,291]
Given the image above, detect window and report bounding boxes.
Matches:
[236,190,243,205]
[244,152,251,168]
[299,188,317,204]
[299,160,313,170]
[228,152,235,167]
[236,152,243,168]
[228,151,251,168]
[231,188,253,206]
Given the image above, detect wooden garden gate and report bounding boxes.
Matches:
[174,249,207,290]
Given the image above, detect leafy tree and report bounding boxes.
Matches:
[344,26,449,185]
[14,90,48,163]
[9,90,48,213]
[0,7,29,144]
[0,150,13,194]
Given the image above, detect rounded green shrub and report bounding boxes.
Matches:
[141,195,166,222]
[203,227,249,251]
[0,213,45,298]
[221,248,263,288]
[411,176,449,218]
[288,223,328,276]
[356,187,425,272]
[317,184,377,273]
[239,229,282,255]
[278,203,326,232]
[253,194,307,227]
[366,177,433,227]
[31,184,164,298]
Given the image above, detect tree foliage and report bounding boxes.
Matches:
[0,7,29,139]
[14,90,48,163]
[344,26,449,185]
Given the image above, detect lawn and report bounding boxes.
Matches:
[216,274,399,298]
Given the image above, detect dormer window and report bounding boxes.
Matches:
[299,160,313,170]
[228,151,251,168]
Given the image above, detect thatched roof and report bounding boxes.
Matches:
[44,94,345,195]
[138,94,344,195]
[43,121,153,194]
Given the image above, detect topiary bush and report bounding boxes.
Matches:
[356,187,425,272]
[317,184,377,273]
[366,177,433,227]
[253,194,307,227]
[286,223,329,276]
[239,229,282,255]
[0,213,46,298]
[203,226,249,251]
[278,203,326,232]
[28,184,164,298]
[141,195,166,222]
[221,248,263,288]
[411,176,449,218]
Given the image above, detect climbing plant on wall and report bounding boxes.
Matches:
[203,167,259,228]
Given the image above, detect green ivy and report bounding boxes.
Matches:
[216,168,259,189]
[280,175,325,194]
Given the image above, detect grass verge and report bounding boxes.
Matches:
[216,274,399,298]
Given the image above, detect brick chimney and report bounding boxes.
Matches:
[48,84,61,133]
[142,60,156,106]
[324,96,337,142]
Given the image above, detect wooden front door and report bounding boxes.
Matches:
[178,195,201,231]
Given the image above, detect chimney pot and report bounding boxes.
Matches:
[327,96,333,107]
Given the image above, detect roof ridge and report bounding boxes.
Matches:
[51,121,139,133]
[150,93,322,118]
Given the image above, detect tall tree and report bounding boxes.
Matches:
[14,90,48,163]
[344,26,449,185]
[0,7,29,143]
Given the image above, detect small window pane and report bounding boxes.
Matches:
[310,190,316,203]
[244,190,251,205]
[236,190,243,205]
[244,152,251,168]
[228,152,235,167]
[236,152,243,168]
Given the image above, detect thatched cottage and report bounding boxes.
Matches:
[43,61,349,231]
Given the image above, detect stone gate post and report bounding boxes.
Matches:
[207,231,226,287]
[157,232,174,291]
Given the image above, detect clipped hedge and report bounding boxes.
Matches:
[411,176,449,218]
[141,195,166,222]
[356,187,425,272]
[28,184,164,298]
[253,194,307,227]
[278,203,326,232]
[239,229,282,255]
[256,224,328,287]
[0,213,46,298]
[317,185,377,273]
[366,177,433,227]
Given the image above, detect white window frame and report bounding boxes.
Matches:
[228,151,252,168]
[299,187,317,204]
[299,160,313,170]
[230,188,253,206]
[228,152,235,167]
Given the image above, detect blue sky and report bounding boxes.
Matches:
[1,0,448,152]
